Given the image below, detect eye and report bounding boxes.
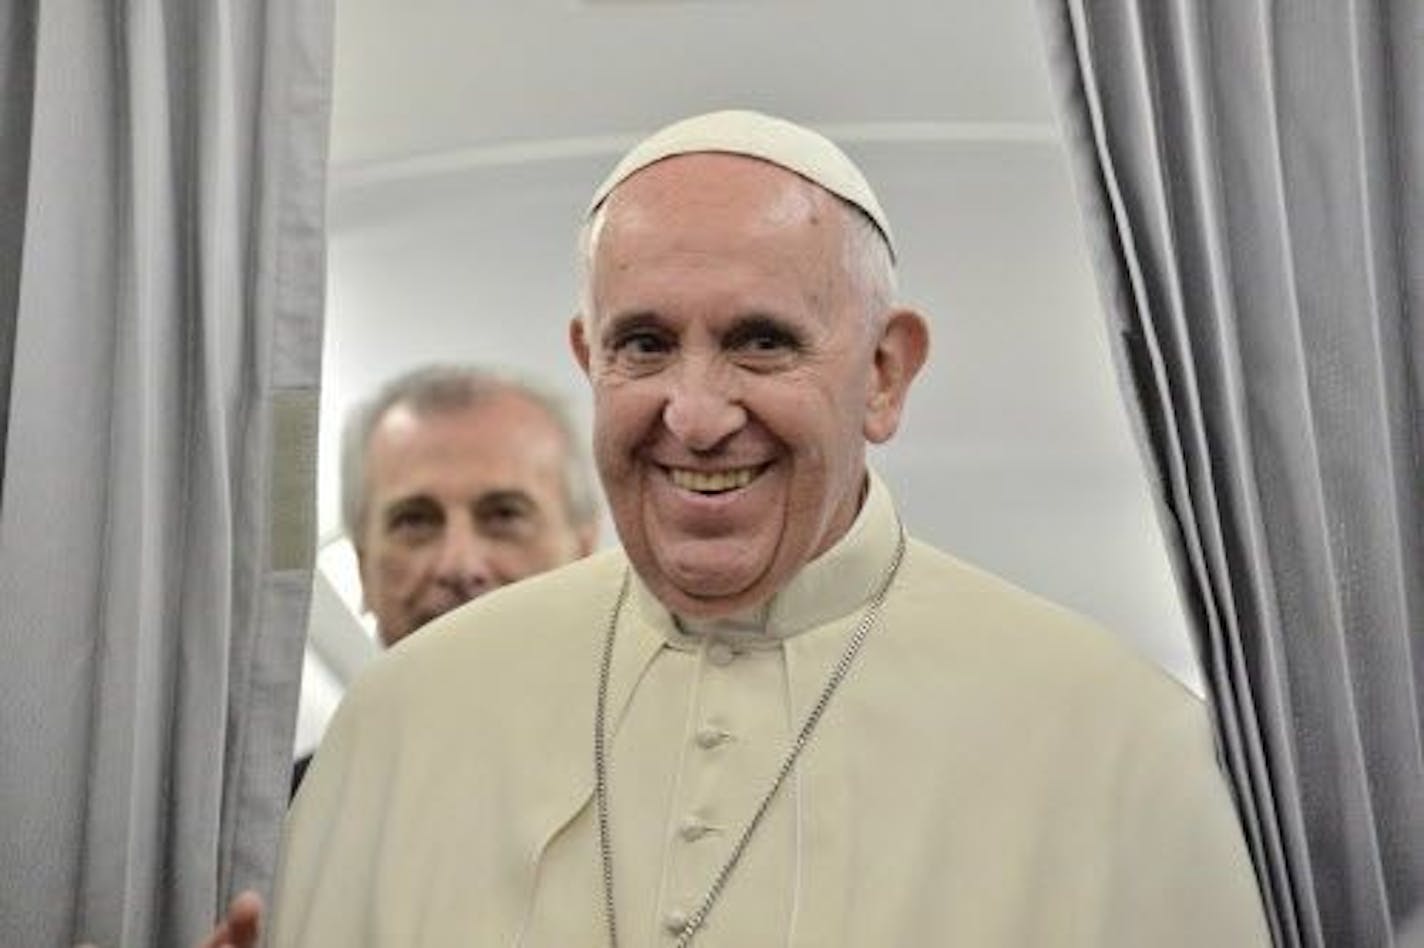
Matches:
[476,493,536,538]
[484,502,523,526]
[385,503,441,541]
[745,330,789,351]
[607,321,676,373]
[727,317,802,365]
[617,330,671,356]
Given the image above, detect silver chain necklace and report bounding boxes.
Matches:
[594,523,907,947]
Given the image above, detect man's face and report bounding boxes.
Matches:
[572,153,923,618]
[355,392,595,647]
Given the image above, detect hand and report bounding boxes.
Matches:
[197,889,263,948]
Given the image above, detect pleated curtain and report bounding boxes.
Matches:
[0,1,333,944]
[1037,2,1424,945]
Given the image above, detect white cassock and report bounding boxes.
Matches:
[272,473,1271,946]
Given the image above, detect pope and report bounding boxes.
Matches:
[249,110,1270,947]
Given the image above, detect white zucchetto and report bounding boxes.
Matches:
[587,109,896,259]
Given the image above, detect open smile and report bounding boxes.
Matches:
[665,464,771,495]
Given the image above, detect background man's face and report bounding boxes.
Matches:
[355,392,594,646]
[573,153,903,618]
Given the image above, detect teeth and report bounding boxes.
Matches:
[670,467,759,493]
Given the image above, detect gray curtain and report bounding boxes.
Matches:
[1037,2,1424,947]
[0,1,333,945]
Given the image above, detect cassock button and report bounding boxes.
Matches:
[695,726,727,749]
[706,641,736,666]
[664,909,690,935]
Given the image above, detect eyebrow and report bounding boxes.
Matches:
[384,493,435,510]
[475,489,537,510]
[378,494,440,526]
[381,488,538,515]
[599,310,664,345]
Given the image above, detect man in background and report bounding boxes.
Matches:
[205,364,599,946]
[342,363,598,649]
[293,364,599,788]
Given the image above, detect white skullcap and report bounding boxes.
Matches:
[587,109,896,260]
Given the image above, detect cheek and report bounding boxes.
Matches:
[756,381,852,452]
[372,546,425,593]
[520,542,570,575]
[593,384,660,461]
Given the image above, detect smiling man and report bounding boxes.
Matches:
[256,112,1269,947]
[570,147,912,621]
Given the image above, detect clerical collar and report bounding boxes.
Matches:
[631,470,901,648]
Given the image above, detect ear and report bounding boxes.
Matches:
[863,308,930,444]
[569,315,592,376]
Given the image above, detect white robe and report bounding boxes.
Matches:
[272,476,1270,946]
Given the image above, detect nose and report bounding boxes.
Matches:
[432,518,495,601]
[662,360,746,452]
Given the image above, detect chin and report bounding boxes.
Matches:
[633,527,821,618]
[644,564,782,619]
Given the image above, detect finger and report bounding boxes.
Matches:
[224,890,264,947]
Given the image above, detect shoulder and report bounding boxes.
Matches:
[892,537,1201,717]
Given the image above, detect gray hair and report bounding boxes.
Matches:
[576,188,897,324]
[341,364,599,541]
[838,199,897,321]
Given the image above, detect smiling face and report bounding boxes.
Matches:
[572,153,927,618]
[356,392,596,647]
